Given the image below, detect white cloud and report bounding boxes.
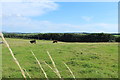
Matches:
[81,16,93,22]
[2,16,78,32]
[0,0,119,2]
[1,1,117,33]
[72,23,117,33]
[2,1,58,17]
[2,16,117,33]
[0,0,54,2]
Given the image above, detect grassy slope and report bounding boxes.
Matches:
[2,38,118,78]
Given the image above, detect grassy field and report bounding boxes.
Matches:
[2,38,118,78]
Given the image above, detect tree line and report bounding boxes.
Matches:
[3,33,120,42]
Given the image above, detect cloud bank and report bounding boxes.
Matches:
[1,1,117,33]
[0,0,119,2]
[3,16,117,33]
[2,1,58,17]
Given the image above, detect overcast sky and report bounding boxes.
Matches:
[1,1,118,33]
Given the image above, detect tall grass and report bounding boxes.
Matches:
[23,68,31,78]
[43,61,57,75]
[47,51,61,78]
[47,51,62,78]
[31,50,48,80]
[63,62,76,80]
[0,33,26,78]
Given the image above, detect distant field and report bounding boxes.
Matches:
[2,38,118,78]
[114,35,120,37]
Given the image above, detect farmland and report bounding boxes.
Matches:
[2,38,118,78]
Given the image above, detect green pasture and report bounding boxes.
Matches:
[2,38,118,78]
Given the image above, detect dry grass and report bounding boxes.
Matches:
[0,33,26,78]
[47,51,62,78]
[43,61,57,75]
[23,68,31,78]
[63,62,76,80]
[31,50,48,80]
